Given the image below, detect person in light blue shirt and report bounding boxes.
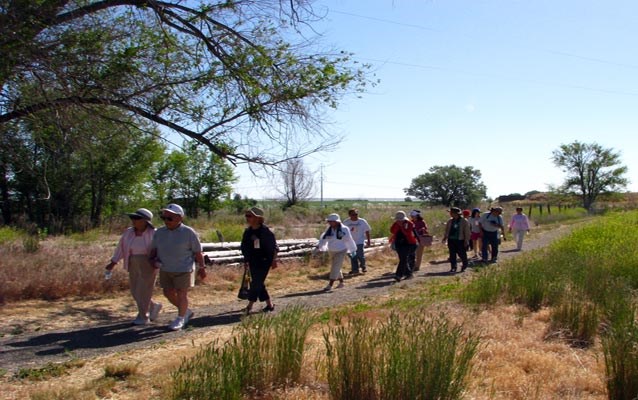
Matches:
[150,203,205,331]
[478,206,507,263]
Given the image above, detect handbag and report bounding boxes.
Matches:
[237,267,251,300]
[420,234,433,247]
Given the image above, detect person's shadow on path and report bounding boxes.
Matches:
[3,311,243,357]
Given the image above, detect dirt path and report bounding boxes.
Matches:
[0,225,574,373]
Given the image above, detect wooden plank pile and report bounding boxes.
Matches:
[203,237,389,265]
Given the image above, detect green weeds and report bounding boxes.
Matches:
[324,312,478,400]
[170,305,315,400]
[460,210,638,398]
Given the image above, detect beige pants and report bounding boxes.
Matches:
[415,244,425,271]
[329,250,346,280]
[128,255,158,317]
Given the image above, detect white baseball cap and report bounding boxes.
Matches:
[162,203,184,216]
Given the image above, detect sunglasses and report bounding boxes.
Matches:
[129,215,142,220]
[160,215,175,221]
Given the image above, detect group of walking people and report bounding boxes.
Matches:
[106,203,530,325]
[443,206,531,273]
[105,204,279,328]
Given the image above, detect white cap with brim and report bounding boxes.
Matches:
[326,213,341,223]
[162,203,184,216]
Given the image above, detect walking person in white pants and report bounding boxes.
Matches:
[508,207,530,251]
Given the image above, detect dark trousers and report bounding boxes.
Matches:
[248,263,271,302]
[447,239,468,270]
[350,244,366,272]
[395,243,417,278]
[481,230,499,261]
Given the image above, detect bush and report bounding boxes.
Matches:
[548,289,599,347]
[324,312,478,400]
[170,306,315,399]
[603,311,638,400]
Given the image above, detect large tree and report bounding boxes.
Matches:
[2,107,164,229]
[0,1,369,165]
[551,141,628,211]
[150,142,235,218]
[405,165,487,208]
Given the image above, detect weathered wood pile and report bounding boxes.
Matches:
[203,237,389,265]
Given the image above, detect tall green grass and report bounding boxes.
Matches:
[460,210,638,398]
[170,306,315,399]
[603,306,638,400]
[323,312,479,400]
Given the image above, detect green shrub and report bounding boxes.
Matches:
[324,312,478,400]
[171,306,314,399]
[0,226,22,244]
[602,310,638,400]
[548,289,599,347]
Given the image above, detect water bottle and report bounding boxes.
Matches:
[104,270,113,280]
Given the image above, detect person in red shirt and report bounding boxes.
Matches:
[390,211,418,281]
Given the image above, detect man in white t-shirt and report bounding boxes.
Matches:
[342,208,372,274]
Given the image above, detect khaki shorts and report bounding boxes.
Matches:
[159,270,195,289]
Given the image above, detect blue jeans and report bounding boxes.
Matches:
[350,244,366,272]
[481,230,499,261]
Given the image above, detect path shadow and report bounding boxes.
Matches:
[188,311,243,328]
[4,322,167,356]
[501,249,521,253]
[280,289,327,298]
[3,310,244,357]
[424,270,460,277]
[356,279,395,289]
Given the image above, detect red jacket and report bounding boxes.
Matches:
[390,220,418,245]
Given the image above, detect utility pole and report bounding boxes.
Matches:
[320,164,324,208]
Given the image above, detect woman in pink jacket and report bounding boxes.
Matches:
[105,208,162,325]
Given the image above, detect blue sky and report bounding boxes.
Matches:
[234,0,638,200]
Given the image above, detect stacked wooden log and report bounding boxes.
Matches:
[203,237,389,265]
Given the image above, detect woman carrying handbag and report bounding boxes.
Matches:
[240,207,278,315]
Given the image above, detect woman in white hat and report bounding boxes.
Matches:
[315,213,357,292]
[105,208,162,325]
[390,211,418,281]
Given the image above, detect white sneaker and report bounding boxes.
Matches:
[168,317,185,331]
[133,316,149,325]
[336,282,345,289]
[183,309,194,326]
[149,302,162,321]
[323,284,333,292]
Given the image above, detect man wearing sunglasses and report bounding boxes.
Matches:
[149,203,205,330]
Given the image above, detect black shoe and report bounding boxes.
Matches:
[405,274,414,280]
[394,276,401,282]
[361,268,367,273]
[450,268,457,273]
[262,304,275,313]
[348,270,360,275]
[461,266,467,272]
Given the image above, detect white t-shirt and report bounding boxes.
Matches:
[343,218,371,245]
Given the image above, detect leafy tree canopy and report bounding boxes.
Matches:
[551,141,628,211]
[0,0,371,165]
[405,165,487,208]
